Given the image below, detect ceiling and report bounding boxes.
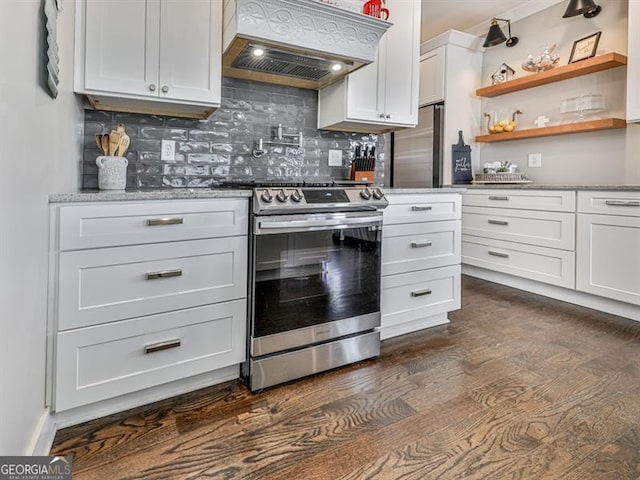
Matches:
[420,0,531,42]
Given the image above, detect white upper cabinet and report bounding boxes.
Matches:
[627,0,640,122]
[418,46,445,106]
[75,0,222,118]
[318,1,420,132]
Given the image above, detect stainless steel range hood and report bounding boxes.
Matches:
[222,0,392,89]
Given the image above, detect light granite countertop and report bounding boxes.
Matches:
[447,184,640,191]
[49,189,252,203]
[50,187,471,203]
[382,187,467,194]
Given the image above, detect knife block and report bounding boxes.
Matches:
[350,161,375,182]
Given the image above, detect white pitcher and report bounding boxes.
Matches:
[96,156,128,190]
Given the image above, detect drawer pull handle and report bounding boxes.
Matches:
[488,196,509,201]
[411,206,432,211]
[411,241,433,248]
[488,250,509,258]
[146,269,182,280]
[605,200,640,207]
[144,339,181,354]
[411,288,432,297]
[147,217,184,226]
[488,219,509,226]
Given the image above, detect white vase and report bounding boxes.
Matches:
[96,156,128,190]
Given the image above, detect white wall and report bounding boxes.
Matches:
[479,0,640,184]
[0,0,82,455]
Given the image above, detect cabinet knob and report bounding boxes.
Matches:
[379,113,386,118]
[162,85,169,93]
[386,114,391,119]
[149,84,156,92]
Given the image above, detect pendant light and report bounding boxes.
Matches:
[483,18,519,48]
[562,0,602,18]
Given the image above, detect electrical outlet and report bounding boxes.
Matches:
[528,153,542,168]
[328,149,343,167]
[161,140,176,161]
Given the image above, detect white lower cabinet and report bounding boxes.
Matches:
[50,198,249,415]
[576,191,640,305]
[462,190,576,289]
[55,300,245,411]
[381,192,462,339]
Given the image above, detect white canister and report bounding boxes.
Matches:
[96,156,128,190]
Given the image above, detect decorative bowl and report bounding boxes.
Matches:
[522,44,560,72]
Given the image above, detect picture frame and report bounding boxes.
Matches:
[568,31,601,64]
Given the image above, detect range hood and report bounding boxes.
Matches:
[222,0,392,89]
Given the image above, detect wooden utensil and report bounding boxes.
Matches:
[108,131,121,156]
[116,134,130,156]
[100,134,110,155]
[95,134,103,152]
[116,123,125,134]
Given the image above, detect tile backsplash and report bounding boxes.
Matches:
[82,77,385,189]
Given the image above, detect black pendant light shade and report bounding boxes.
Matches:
[562,0,602,18]
[483,18,519,48]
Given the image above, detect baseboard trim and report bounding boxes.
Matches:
[462,266,640,322]
[52,365,239,429]
[28,409,57,455]
[381,312,450,340]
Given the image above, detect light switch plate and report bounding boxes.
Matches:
[161,140,176,161]
[528,153,542,168]
[328,149,342,167]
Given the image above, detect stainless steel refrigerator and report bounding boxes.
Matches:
[390,102,444,188]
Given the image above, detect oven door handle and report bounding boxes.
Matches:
[257,214,383,233]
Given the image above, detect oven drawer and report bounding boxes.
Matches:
[462,206,575,250]
[55,300,246,411]
[462,235,575,288]
[382,220,460,275]
[463,190,575,212]
[58,199,248,250]
[381,265,461,328]
[58,237,247,330]
[383,194,461,224]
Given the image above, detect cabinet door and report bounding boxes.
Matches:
[346,40,386,123]
[627,0,640,122]
[158,0,221,105]
[383,0,420,125]
[419,47,445,106]
[83,0,160,96]
[576,214,640,305]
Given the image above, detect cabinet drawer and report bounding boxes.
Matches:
[383,194,461,224]
[382,220,460,275]
[58,237,247,330]
[381,265,461,328]
[463,190,575,212]
[58,199,248,250]
[577,191,640,217]
[55,299,245,411]
[462,235,575,288]
[576,214,640,304]
[462,206,575,250]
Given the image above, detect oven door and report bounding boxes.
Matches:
[251,211,382,357]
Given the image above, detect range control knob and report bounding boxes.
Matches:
[290,190,302,203]
[260,190,273,203]
[276,189,289,203]
[360,188,372,200]
[372,188,384,200]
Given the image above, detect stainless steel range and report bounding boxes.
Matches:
[229,181,388,391]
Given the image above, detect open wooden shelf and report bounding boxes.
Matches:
[476,53,627,98]
[475,118,627,143]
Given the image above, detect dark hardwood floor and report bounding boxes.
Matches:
[51,276,640,479]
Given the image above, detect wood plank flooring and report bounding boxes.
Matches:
[51,276,640,479]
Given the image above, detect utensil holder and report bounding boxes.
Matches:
[96,156,128,190]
